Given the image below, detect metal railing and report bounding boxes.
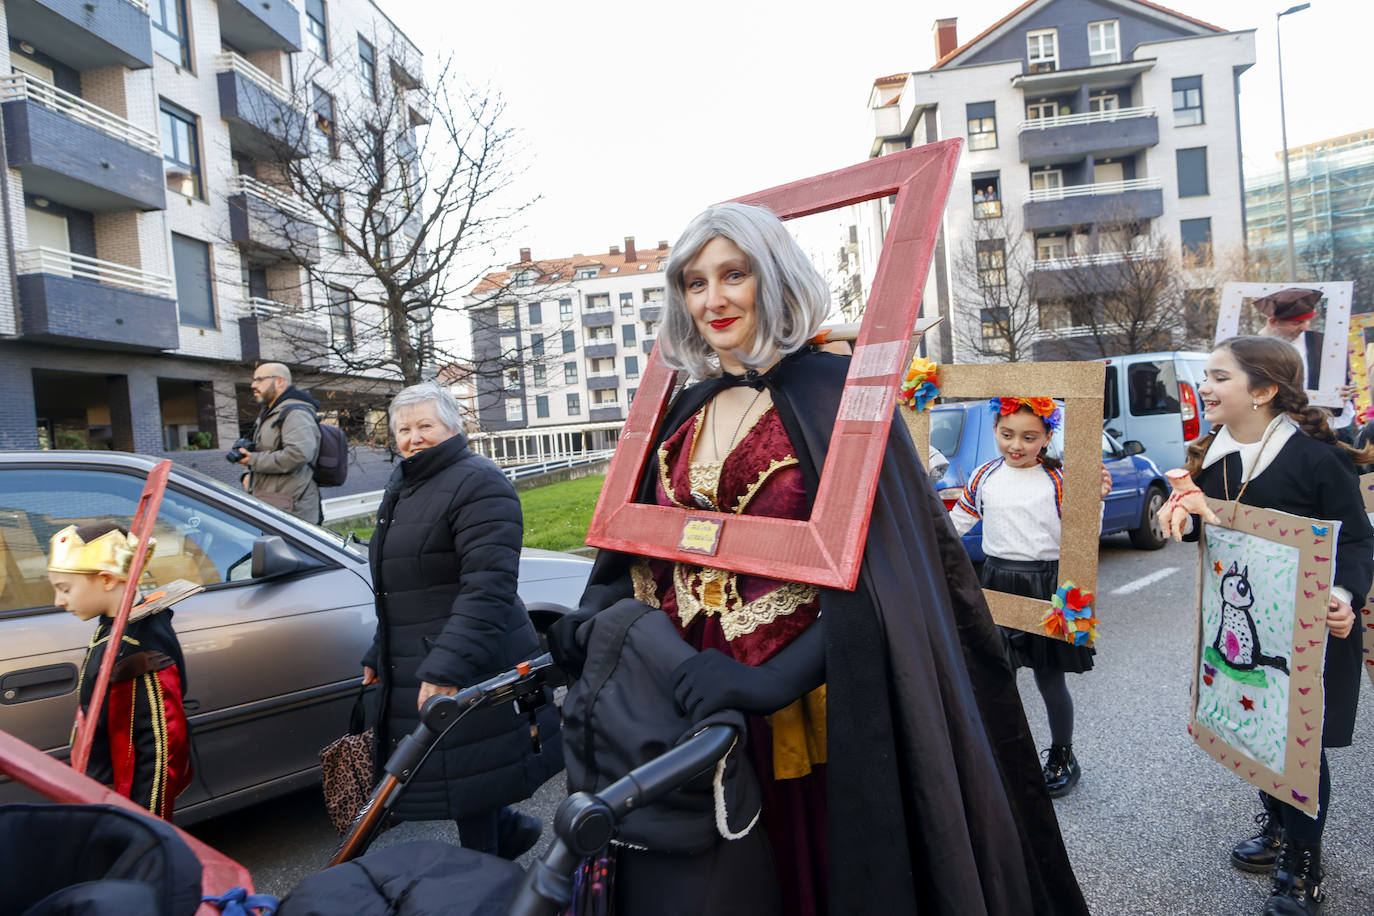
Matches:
[1023,176,1162,204]
[228,173,317,223]
[244,296,295,318]
[0,72,160,154]
[123,0,150,11]
[1032,248,1163,271]
[16,247,174,298]
[1018,105,1156,132]
[214,52,298,107]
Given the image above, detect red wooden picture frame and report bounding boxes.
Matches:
[584,141,963,589]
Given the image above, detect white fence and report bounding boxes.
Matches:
[0,72,160,154]
[1024,176,1163,204]
[1018,105,1156,132]
[15,247,174,298]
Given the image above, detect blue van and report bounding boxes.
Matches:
[1096,351,1212,471]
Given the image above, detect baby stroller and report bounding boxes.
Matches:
[0,652,745,916]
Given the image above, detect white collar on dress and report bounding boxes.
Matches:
[1201,413,1298,480]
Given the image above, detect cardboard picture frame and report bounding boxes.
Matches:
[1188,498,1336,817]
[1347,314,1374,422]
[584,141,963,590]
[1360,473,1374,688]
[1213,281,1355,408]
[900,360,1106,641]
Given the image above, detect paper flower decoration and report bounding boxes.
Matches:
[987,397,1063,431]
[898,357,941,411]
[1043,582,1098,645]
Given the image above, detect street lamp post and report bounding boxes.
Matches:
[1276,2,1310,282]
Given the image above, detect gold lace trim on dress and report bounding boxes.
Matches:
[671,562,818,641]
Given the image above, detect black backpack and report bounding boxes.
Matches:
[280,402,349,487]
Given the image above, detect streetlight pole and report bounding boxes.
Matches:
[1276,3,1310,282]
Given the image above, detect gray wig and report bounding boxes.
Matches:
[388,380,464,437]
[660,202,830,379]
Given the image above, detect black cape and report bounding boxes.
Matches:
[580,348,1087,915]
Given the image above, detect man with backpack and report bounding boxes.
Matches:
[236,362,325,523]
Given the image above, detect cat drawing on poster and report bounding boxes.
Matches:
[1198,528,1299,772]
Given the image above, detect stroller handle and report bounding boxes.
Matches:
[507,723,739,916]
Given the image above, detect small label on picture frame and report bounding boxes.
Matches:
[679,517,723,555]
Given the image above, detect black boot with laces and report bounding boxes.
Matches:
[1262,840,1323,915]
[1232,806,1285,873]
[1042,744,1080,798]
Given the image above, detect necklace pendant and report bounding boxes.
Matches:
[690,489,717,511]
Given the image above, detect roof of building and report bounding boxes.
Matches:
[929,0,1224,70]
[471,242,671,295]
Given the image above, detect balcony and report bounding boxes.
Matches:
[589,406,623,422]
[584,342,616,359]
[16,247,176,350]
[0,73,164,211]
[217,53,306,159]
[5,0,153,70]
[1022,177,1163,232]
[238,298,328,365]
[582,310,614,328]
[217,0,301,53]
[1011,58,1154,95]
[1029,249,1164,298]
[587,374,620,391]
[1018,106,1158,166]
[227,175,319,266]
[639,305,661,322]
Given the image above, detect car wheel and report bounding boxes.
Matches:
[1129,485,1168,550]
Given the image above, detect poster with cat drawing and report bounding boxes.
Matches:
[1190,498,1338,817]
[1360,473,1374,689]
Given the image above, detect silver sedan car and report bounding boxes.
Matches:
[0,451,591,824]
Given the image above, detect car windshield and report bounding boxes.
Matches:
[181,468,368,560]
[930,409,965,457]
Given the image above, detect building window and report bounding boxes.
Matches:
[327,285,353,350]
[643,287,664,304]
[171,233,215,329]
[619,292,634,314]
[976,240,1006,288]
[966,102,997,151]
[357,36,377,101]
[1180,217,1212,264]
[150,0,190,67]
[567,393,581,415]
[586,293,610,312]
[531,333,544,357]
[312,85,336,157]
[622,324,636,346]
[306,0,329,60]
[628,387,637,403]
[1031,169,1063,193]
[1087,20,1120,66]
[1172,76,1203,126]
[505,399,523,422]
[528,302,542,324]
[160,100,202,199]
[320,189,344,252]
[562,329,575,352]
[972,177,1001,218]
[503,367,520,389]
[536,395,549,418]
[576,267,599,280]
[625,355,639,379]
[497,303,517,329]
[533,363,546,385]
[1026,100,1057,121]
[1088,93,1119,112]
[981,307,1009,343]
[559,298,573,320]
[1036,235,1068,261]
[1176,147,1209,197]
[1026,28,1058,73]
[564,362,577,384]
[643,319,659,337]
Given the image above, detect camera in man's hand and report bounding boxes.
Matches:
[225,438,255,464]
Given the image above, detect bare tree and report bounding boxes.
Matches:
[951,212,1041,361]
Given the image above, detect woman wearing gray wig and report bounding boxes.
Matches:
[552,203,1086,914]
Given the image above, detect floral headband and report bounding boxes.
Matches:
[988,397,1063,432]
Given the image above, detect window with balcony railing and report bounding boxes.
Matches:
[586,293,610,311]
[973,177,1001,219]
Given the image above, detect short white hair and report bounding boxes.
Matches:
[660,203,830,379]
[388,381,463,436]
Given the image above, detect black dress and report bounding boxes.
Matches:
[983,558,1095,674]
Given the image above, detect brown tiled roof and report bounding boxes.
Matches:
[873,72,909,86]
[470,244,670,295]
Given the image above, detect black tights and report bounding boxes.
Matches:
[1032,666,1075,747]
[1264,751,1331,845]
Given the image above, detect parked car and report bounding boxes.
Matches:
[1096,351,1211,471]
[0,451,592,825]
[929,402,1169,563]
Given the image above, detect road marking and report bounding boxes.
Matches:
[1111,567,1178,595]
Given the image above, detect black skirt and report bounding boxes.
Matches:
[981,556,1095,674]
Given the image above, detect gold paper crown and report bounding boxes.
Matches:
[46,525,155,578]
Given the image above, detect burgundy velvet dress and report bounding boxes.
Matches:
[630,402,829,916]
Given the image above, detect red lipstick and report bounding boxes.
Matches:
[709,317,738,329]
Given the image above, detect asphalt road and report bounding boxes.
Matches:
[188,534,1374,914]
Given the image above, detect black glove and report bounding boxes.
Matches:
[671,621,825,721]
[546,610,593,678]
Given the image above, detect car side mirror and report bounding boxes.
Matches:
[251,535,309,579]
[1121,440,1146,457]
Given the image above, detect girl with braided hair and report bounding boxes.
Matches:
[1159,335,1374,916]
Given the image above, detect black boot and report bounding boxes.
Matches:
[1262,840,1323,915]
[496,812,543,861]
[1232,796,1285,873]
[1042,744,1080,797]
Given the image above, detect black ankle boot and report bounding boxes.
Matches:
[1232,806,1285,873]
[1262,840,1323,915]
[1042,744,1080,797]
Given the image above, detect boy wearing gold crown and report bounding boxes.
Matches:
[47,521,194,819]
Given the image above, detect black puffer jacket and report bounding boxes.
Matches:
[363,430,562,821]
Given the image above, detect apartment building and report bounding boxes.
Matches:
[465,238,668,464]
[861,0,1254,361]
[0,0,423,457]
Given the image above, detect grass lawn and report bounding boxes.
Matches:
[520,474,605,552]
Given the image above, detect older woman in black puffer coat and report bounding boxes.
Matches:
[361,381,562,858]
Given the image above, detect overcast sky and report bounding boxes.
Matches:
[386,0,1367,275]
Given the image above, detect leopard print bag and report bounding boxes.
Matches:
[320,688,375,835]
